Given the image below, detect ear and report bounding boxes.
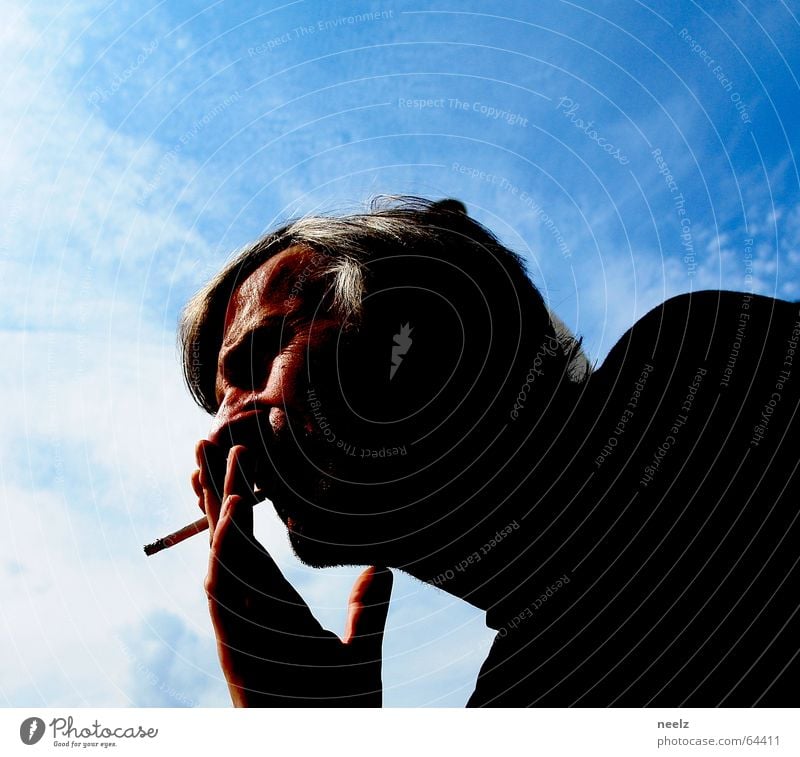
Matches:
[334,283,464,427]
[429,198,467,216]
[325,256,471,456]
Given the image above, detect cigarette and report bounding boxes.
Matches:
[144,487,264,556]
[146,452,265,555]
[144,516,209,556]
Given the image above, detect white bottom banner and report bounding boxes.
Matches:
[1,707,797,757]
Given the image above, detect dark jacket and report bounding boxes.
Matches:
[469,290,800,706]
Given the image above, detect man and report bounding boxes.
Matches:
[183,197,799,706]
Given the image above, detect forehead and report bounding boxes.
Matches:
[222,245,321,341]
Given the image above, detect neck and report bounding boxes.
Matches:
[393,377,598,624]
[395,455,590,626]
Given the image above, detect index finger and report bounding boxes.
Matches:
[197,439,225,538]
[209,493,326,639]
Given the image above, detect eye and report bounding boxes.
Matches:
[224,323,297,390]
[252,322,293,356]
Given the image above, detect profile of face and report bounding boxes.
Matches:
[207,245,435,567]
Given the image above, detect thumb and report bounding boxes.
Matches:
[343,566,393,655]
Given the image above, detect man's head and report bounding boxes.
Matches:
[180,197,588,568]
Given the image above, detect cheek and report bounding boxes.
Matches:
[266,347,307,403]
[265,348,321,437]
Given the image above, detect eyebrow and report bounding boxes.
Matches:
[214,315,294,406]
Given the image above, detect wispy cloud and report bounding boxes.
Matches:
[2,0,798,709]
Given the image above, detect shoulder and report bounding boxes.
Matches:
[636,289,796,331]
[578,289,800,467]
[597,290,798,382]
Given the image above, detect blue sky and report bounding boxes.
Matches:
[1,0,798,707]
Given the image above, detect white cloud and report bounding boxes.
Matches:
[0,1,490,708]
[5,0,797,711]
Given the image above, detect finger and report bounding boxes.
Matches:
[208,494,324,637]
[224,445,258,504]
[191,469,205,513]
[206,494,259,625]
[197,439,226,498]
[208,494,248,586]
[208,494,255,597]
[191,468,202,496]
[197,440,224,536]
[218,487,254,550]
[343,567,393,656]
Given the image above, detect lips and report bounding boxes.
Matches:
[208,409,316,520]
[208,407,272,449]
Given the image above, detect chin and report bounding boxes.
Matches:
[269,483,389,567]
[282,512,379,568]
[286,528,351,568]
[267,492,344,567]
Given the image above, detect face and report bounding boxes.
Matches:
[207,246,391,566]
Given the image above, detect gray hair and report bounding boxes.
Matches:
[180,196,589,415]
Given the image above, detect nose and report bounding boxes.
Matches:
[208,353,299,447]
[210,360,296,444]
[208,391,263,443]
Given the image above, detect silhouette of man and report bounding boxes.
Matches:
[184,198,800,706]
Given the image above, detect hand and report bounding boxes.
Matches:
[192,441,393,707]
